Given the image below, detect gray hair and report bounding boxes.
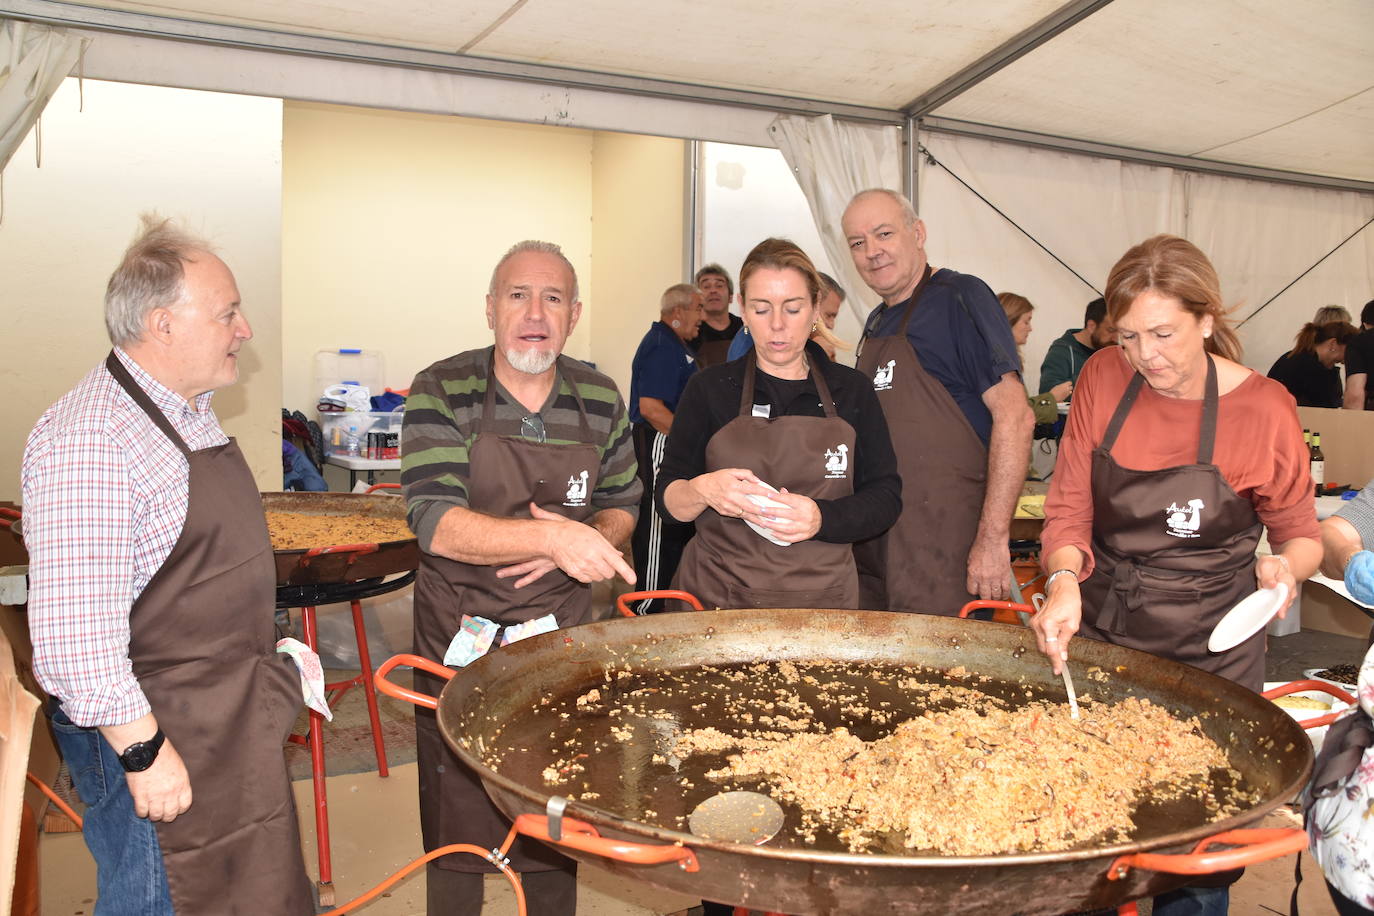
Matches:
[488,240,579,304]
[694,263,734,297]
[818,271,846,302]
[847,188,920,226]
[104,215,214,347]
[1314,304,1352,325]
[660,283,700,315]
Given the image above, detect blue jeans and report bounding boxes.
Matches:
[50,704,174,916]
[1153,885,1230,916]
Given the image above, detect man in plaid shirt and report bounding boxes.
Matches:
[22,216,311,914]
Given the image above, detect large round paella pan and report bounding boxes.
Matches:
[379,607,1312,915]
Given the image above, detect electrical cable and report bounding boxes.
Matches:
[918,144,1104,296]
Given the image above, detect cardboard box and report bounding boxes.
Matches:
[1295,407,1374,490]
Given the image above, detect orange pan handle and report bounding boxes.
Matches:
[374,653,454,710]
[0,507,19,530]
[1262,679,1358,729]
[365,483,401,494]
[512,814,700,872]
[958,600,1035,619]
[1107,828,1307,879]
[616,590,705,618]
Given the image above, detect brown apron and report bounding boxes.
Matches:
[1077,356,1266,692]
[853,267,988,615]
[693,336,732,369]
[673,352,858,610]
[108,353,313,915]
[413,354,601,873]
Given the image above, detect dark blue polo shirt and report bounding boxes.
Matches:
[629,321,698,424]
[860,268,1020,445]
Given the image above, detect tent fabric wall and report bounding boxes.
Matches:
[913,130,1374,394]
[767,113,901,326]
[0,19,85,174]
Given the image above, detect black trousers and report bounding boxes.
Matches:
[425,862,576,915]
[630,423,695,613]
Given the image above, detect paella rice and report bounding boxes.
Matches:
[264,511,413,550]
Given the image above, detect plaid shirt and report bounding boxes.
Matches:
[22,349,228,727]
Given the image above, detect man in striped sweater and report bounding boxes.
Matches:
[401,240,641,915]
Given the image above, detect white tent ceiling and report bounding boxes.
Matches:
[2,0,1371,188]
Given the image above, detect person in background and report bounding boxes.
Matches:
[1034,234,1321,916]
[727,270,851,362]
[1305,483,1374,915]
[628,283,703,614]
[401,240,641,916]
[842,188,1033,614]
[22,215,313,914]
[690,263,743,368]
[1343,300,1374,410]
[657,238,900,612]
[1304,639,1374,916]
[1038,297,1113,398]
[1315,304,1354,325]
[999,292,1073,425]
[1266,320,1359,408]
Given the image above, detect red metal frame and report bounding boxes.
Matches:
[284,541,393,904]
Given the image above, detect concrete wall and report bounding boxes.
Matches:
[0,79,283,501]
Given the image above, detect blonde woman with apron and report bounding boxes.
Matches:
[658,238,901,614]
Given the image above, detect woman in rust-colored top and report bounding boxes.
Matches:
[1034,235,1322,914]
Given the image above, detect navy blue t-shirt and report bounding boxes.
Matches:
[629,321,698,424]
[859,268,1020,445]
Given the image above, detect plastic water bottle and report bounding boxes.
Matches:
[345,424,361,457]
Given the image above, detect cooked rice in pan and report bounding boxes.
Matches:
[265,511,413,551]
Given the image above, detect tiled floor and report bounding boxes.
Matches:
[40,623,1362,915]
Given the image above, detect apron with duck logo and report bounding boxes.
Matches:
[1077,356,1265,691]
[673,352,858,610]
[853,266,988,615]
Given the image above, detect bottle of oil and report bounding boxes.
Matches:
[1310,431,1325,496]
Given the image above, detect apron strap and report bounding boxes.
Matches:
[857,263,933,359]
[1198,354,1219,465]
[738,351,757,415]
[105,351,192,457]
[481,350,594,441]
[1101,354,1219,464]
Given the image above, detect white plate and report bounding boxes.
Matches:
[743,483,789,548]
[1207,583,1289,653]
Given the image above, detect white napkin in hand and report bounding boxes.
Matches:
[276,637,333,720]
[743,481,790,548]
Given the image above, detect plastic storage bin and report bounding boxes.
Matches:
[320,410,404,458]
[314,349,385,406]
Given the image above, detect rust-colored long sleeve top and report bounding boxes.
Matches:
[1042,348,1319,579]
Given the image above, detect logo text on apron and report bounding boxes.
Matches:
[564,470,590,507]
[1164,498,1205,538]
[873,359,896,390]
[824,444,849,478]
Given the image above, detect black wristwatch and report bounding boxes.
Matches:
[118,729,166,773]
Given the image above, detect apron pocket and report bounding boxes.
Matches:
[725,583,847,610]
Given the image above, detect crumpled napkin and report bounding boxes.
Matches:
[444,615,501,667]
[276,637,332,720]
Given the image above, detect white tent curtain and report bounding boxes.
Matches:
[915,131,1374,393]
[0,19,88,173]
[768,113,901,324]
